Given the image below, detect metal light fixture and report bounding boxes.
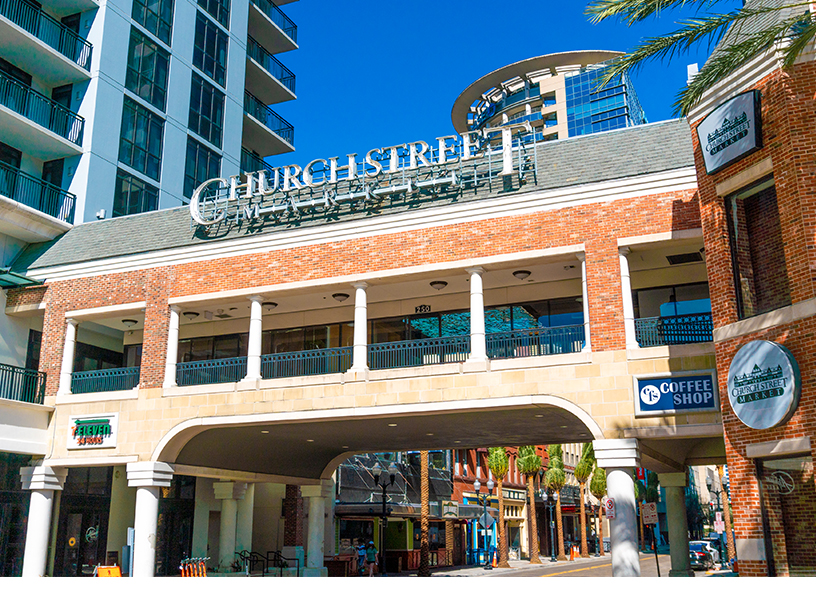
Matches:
[473,478,495,570]
[372,462,399,576]
[513,270,531,280]
[430,280,448,290]
[121,318,138,327]
[332,292,350,302]
[183,311,200,320]
[262,302,278,310]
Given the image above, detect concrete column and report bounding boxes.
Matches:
[57,318,78,395]
[127,462,174,577]
[577,252,591,352]
[595,439,641,577]
[659,472,694,577]
[302,480,332,576]
[20,465,67,577]
[466,267,487,363]
[163,305,181,388]
[214,481,246,570]
[244,296,264,381]
[619,248,639,349]
[348,282,369,375]
[235,483,254,555]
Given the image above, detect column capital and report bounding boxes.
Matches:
[619,246,631,256]
[658,472,688,488]
[351,281,368,290]
[65,317,78,326]
[127,461,174,488]
[595,439,640,469]
[465,266,485,275]
[169,305,182,314]
[575,251,586,261]
[213,480,247,500]
[21,465,67,491]
[247,295,264,303]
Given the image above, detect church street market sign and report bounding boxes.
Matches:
[696,90,762,175]
[727,341,800,430]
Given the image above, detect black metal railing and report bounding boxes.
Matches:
[244,90,294,145]
[368,336,470,370]
[0,159,76,222]
[248,0,297,43]
[241,147,275,173]
[70,366,140,394]
[246,36,296,94]
[261,346,351,379]
[486,324,585,359]
[0,71,84,144]
[634,312,714,347]
[0,0,93,70]
[0,362,45,404]
[176,356,247,386]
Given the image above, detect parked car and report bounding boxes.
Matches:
[691,539,720,563]
[689,542,714,570]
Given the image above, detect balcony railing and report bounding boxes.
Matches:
[70,366,140,394]
[0,159,76,222]
[261,347,352,379]
[0,71,84,145]
[177,357,247,386]
[369,336,470,371]
[249,0,297,43]
[634,313,713,348]
[244,90,294,145]
[241,147,275,174]
[0,0,93,70]
[0,362,45,404]
[247,36,296,94]
[486,325,585,359]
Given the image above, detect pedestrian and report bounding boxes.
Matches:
[356,540,366,576]
[366,541,378,576]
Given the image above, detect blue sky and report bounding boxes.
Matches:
[275,0,743,166]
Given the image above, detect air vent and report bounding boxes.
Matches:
[666,252,703,265]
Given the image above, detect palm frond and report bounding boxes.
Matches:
[781,15,816,67]
[586,0,715,26]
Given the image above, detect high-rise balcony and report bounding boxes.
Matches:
[243,90,295,156]
[248,0,297,54]
[0,0,93,86]
[245,36,296,104]
[0,362,46,404]
[0,159,76,223]
[241,146,275,174]
[0,70,84,159]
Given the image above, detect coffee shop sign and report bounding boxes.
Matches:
[190,122,532,227]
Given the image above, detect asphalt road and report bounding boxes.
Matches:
[491,553,688,577]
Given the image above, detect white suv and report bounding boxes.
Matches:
[690,540,720,564]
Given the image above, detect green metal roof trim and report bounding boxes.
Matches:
[0,268,44,289]
[13,119,695,273]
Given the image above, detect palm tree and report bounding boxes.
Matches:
[418,450,430,577]
[543,444,567,561]
[718,465,736,563]
[645,471,660,549]
[487,447,511,568]
[517,446,542,564]
[574,443,595,558]
[585,0,816,116]
[634,474,647,551]
[589,465,607,556]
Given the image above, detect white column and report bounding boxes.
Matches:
[214,481,246,570]
[619,247,639,349]
[302,479,332,573]
[595,439,641,577]
[659,473,694,577]
[20,466,67,577]
[348,282,369,375]
[127,462,174,577]
[236,483,255,555]
[163,305,181,388]
[577,252,592,352]
[57,318,78,395]
[466,267,487,363]
[244,296,264,381]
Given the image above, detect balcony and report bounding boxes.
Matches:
[242,90,295,156]
[248,0,297,54]
[0,0,93,86]
[70,366,140,394]
[634,313,713,348]
[0,71,84,159]
[261,347,351,378]
[177,357,247,387]
[241,146,275,174]
[0,362,45,404]
[369,336,470,370]
[486,325,585,358]
[0,159,76,223]
[245,36,296,104]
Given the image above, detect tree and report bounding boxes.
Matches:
[543,444,567,560]
[634,474,647,551]
[645,471,660,548]
[585,0,816,116]
[589,465,607,556]
[487,447,511,568]
[718,465,736,563]
[418,450,430,577]
[574,443,596,558]
[517,446,542,564]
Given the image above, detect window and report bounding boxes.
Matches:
[197,0,230,28]
[113,169,159,217]
[119,97,164,180]
[184,137,221,198]
[188,73,225,147]
[193,12,228,87]
[633,283,711,319]
[132,0,174,45]
[126,28,170,110]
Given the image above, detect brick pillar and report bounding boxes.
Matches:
[284,484,304,547]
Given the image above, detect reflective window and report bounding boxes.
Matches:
[126,28,170,111]
[188,73,225,147]
[132,0,174,45]
[183,137,221,198]
[119,97,164,180]
[193,11,228,87]
[197,0,230,28]
[113,169,159,217]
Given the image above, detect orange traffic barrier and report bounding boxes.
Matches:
[492,552,497,568]
[95,565,121,577]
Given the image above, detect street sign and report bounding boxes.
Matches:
[478,513,495,529]
[714,520,725,534]
[604,497,616,519]
[642,502,658,525]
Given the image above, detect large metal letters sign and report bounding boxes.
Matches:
[696,90,762,174]
[633,371,718,417]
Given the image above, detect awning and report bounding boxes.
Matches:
[0,268,43,289]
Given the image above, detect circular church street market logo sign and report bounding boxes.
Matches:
[727,341,800,429]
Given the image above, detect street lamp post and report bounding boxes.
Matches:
[586,501,600,557]
[473,478,494,570]
[706,474,726,569]
[542,490,558,562]
[372,462,398,576]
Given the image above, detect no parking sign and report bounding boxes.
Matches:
[604,497,616,519]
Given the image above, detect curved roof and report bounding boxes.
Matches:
[451,50,623,132]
